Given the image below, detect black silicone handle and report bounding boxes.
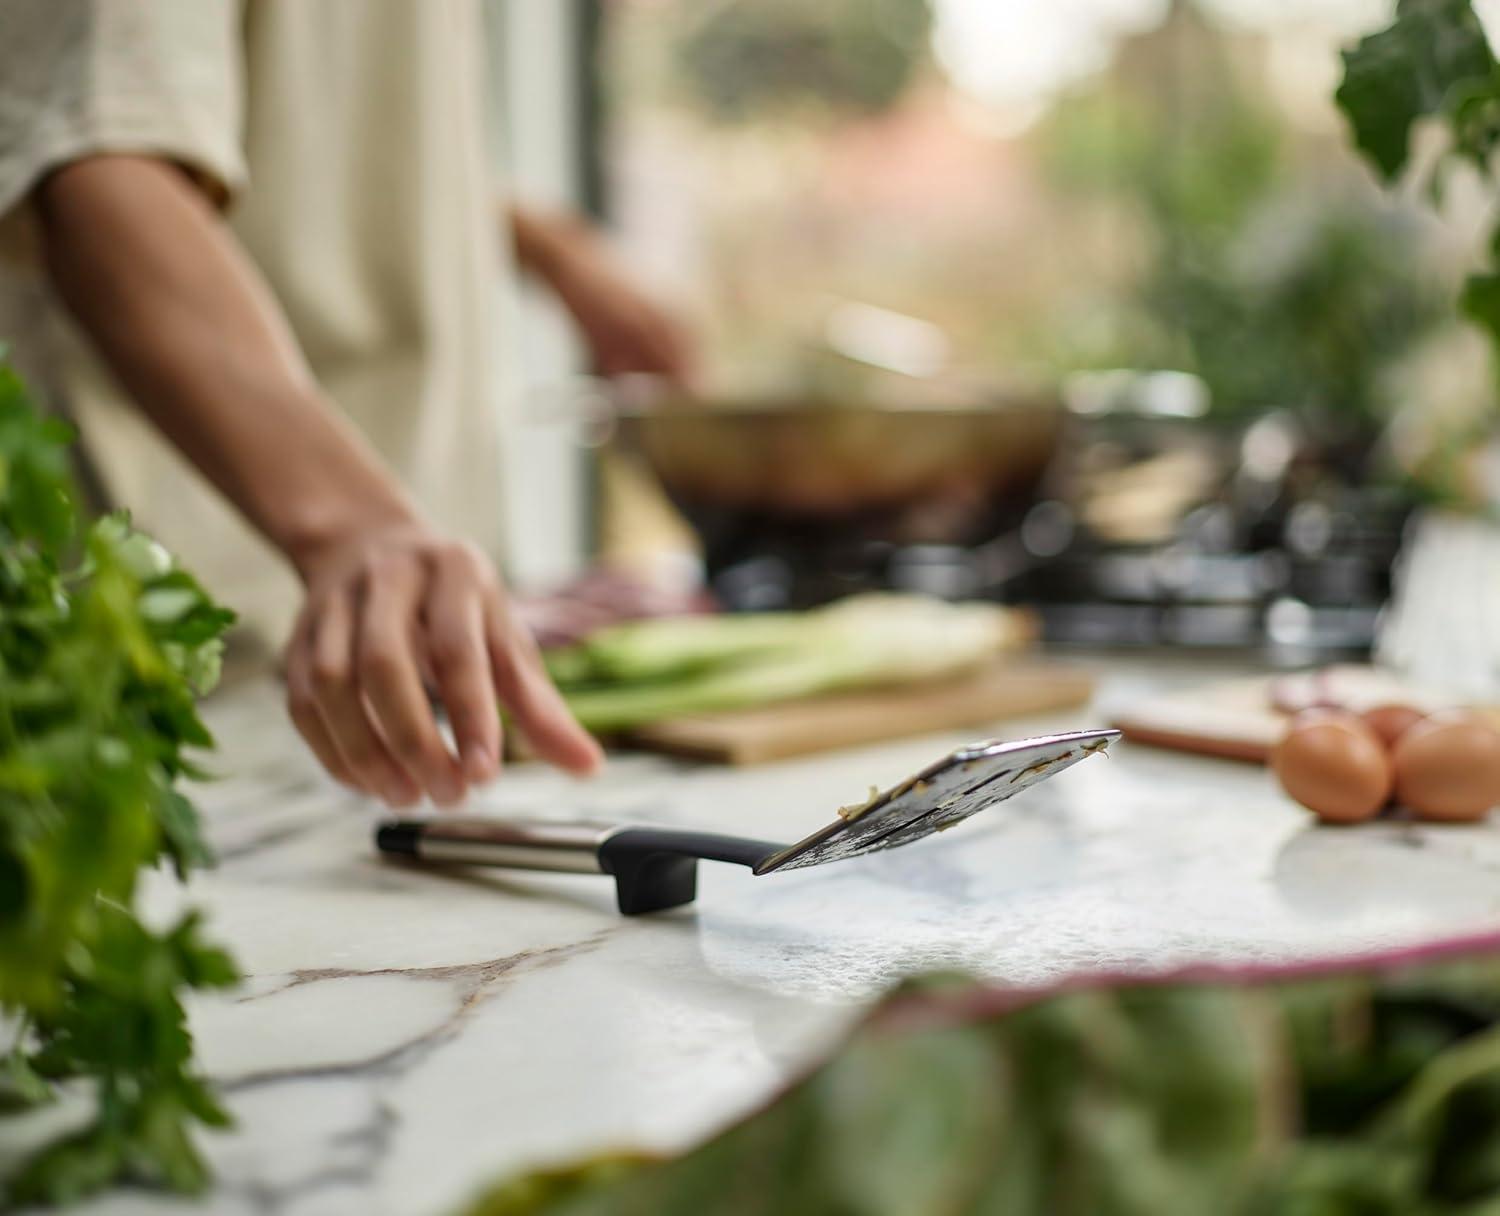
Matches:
[597,828,782,915]
[376,822,422,856]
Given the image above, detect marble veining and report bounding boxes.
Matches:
[20,656,1500,1216]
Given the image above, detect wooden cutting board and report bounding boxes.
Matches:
[1111,666,1476,765]
[1109,677,1289,764]
[625,660,1096,765]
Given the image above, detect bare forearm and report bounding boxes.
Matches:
[35,155,418,576]
[32,157,599,800]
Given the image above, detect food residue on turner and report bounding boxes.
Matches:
[837,737,1111,828]
[837,785,883,822]
[1010,751,1074,783]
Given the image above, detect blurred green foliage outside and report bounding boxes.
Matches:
[603,0,1469,436]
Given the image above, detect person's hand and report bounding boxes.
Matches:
[550,241,697,384]
[513,207,697,385]
[283,523,604,806]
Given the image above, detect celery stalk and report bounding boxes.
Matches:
[550,611,808,686]
[552,594,1034,731]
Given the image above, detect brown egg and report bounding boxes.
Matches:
[1392,711,1500,823]
[1360,704,1427,749]
[1271,710,1393,825]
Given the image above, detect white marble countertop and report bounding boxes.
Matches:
[32,656,1500,1216]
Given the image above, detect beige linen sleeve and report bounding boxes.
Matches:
[0,0,246,264]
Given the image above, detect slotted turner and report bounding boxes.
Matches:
[376,728,1118,914]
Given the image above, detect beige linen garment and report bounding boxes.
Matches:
[0,0,509,646]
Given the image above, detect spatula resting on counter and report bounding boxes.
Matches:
[377,728,1118,915]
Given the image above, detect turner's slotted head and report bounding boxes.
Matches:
[376,728,1118,915]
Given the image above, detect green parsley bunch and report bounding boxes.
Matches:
[0,356,239,1206]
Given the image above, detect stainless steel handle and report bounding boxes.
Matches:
[379,818,624,875]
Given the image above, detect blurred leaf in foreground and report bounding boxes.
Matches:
[467,948,1500,1216]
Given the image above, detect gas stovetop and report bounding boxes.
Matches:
[702,489,1411,665]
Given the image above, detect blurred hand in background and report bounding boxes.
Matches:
[510,205,698,387]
